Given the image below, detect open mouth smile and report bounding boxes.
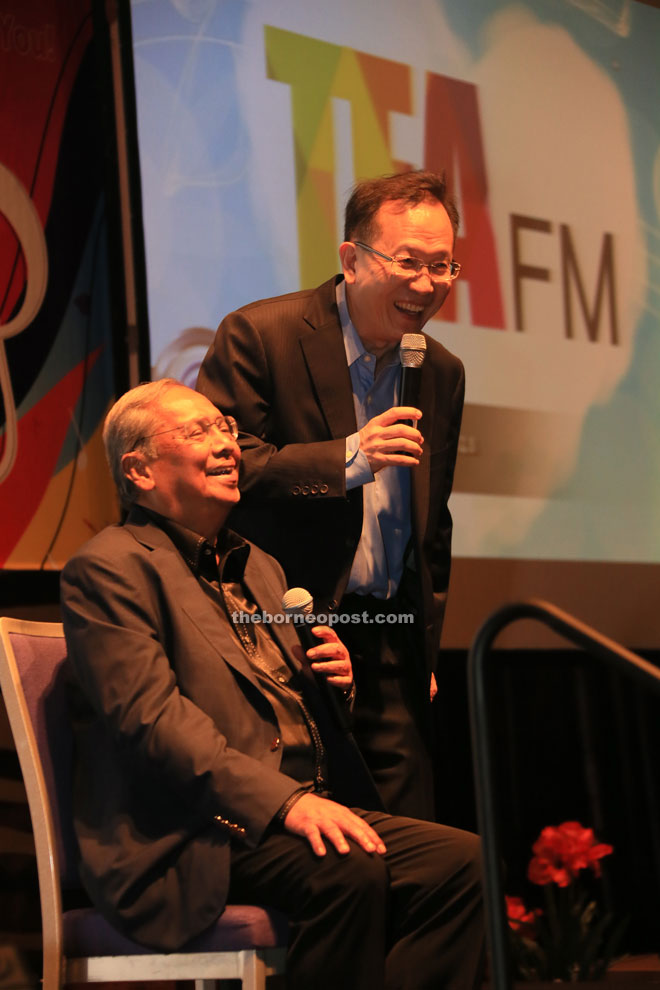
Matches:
[207,465,235,477]
[395,301,425,315]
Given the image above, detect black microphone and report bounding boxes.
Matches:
[281,587,350,731]
[399,333,426,427]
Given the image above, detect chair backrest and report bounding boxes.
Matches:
[0,618,80,891]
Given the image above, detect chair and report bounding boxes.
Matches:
[0,617,287,990]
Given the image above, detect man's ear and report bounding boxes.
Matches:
[121,450,155,493]
[338,240,358,284]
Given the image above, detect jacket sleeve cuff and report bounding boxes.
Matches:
[273,787,309,826]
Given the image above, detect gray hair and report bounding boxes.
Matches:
[103,378,182,509]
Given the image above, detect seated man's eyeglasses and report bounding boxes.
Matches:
[140,415,239,444]
[353,240,461,283]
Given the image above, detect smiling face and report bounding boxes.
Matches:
[122,385,241,540]
[339,197,455,354]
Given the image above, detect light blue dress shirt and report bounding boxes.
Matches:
[336,280,411,600]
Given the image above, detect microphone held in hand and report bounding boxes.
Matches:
[399,333,426,426]
[281,588,350,731]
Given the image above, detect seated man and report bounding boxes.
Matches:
[61,378,484,990]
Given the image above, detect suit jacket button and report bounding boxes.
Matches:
[310,484,319,494]
[270,736,281,751]
[291,485,301,495]
[320,483,329,494]
[301,484,310,495]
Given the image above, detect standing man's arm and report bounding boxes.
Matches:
[198,309,425,500]
[197,309,348,500]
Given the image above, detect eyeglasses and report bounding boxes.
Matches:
[354,241,461,283]
[140,415,239,444]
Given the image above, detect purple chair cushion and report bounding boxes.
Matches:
[63,904,288,956]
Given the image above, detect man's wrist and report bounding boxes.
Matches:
[274,788,308,826]
[346,435,374,490]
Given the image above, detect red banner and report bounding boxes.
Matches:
[1,1,118,568]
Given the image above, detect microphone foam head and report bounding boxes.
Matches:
[281,587,314,615]
[400,333,427,368]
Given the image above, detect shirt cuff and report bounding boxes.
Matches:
[346,433,374,491]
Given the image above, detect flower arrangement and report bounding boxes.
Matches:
[506,821,627,982]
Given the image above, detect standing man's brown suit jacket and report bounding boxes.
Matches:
[197,275,465,693]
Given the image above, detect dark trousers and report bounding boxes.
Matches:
[338,594,435,820]
[229,810,484,990]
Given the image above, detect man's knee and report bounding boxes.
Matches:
[405,822,483,893]
[331,844,390,901]
[454,828,483,887]
[450,827,481,864]
[281,843,390,932]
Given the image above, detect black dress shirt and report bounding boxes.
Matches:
[141,508,328,795]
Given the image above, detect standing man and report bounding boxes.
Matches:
[197,170,464,820]
[61,380,484,990]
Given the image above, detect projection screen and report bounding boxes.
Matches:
[129,0,660,647]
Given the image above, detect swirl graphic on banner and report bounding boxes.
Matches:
[0,162,49,484]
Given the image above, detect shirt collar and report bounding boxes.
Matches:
[138,505,250,579]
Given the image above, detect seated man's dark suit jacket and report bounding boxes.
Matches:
[197,275,465,693]
[61,506,379,952]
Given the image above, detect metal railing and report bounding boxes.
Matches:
[468,598,660,990]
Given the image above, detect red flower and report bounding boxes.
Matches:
[527,821,613,887]
[506,895,541,937]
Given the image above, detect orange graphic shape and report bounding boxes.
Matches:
[0,345,101,565]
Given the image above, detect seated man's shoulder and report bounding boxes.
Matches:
[61,519,153,583]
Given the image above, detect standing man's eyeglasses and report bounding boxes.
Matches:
[353,241,461,283]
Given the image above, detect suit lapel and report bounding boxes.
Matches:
[299,279,357,439]
[241,554,302,666]
[124,514,262,688]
